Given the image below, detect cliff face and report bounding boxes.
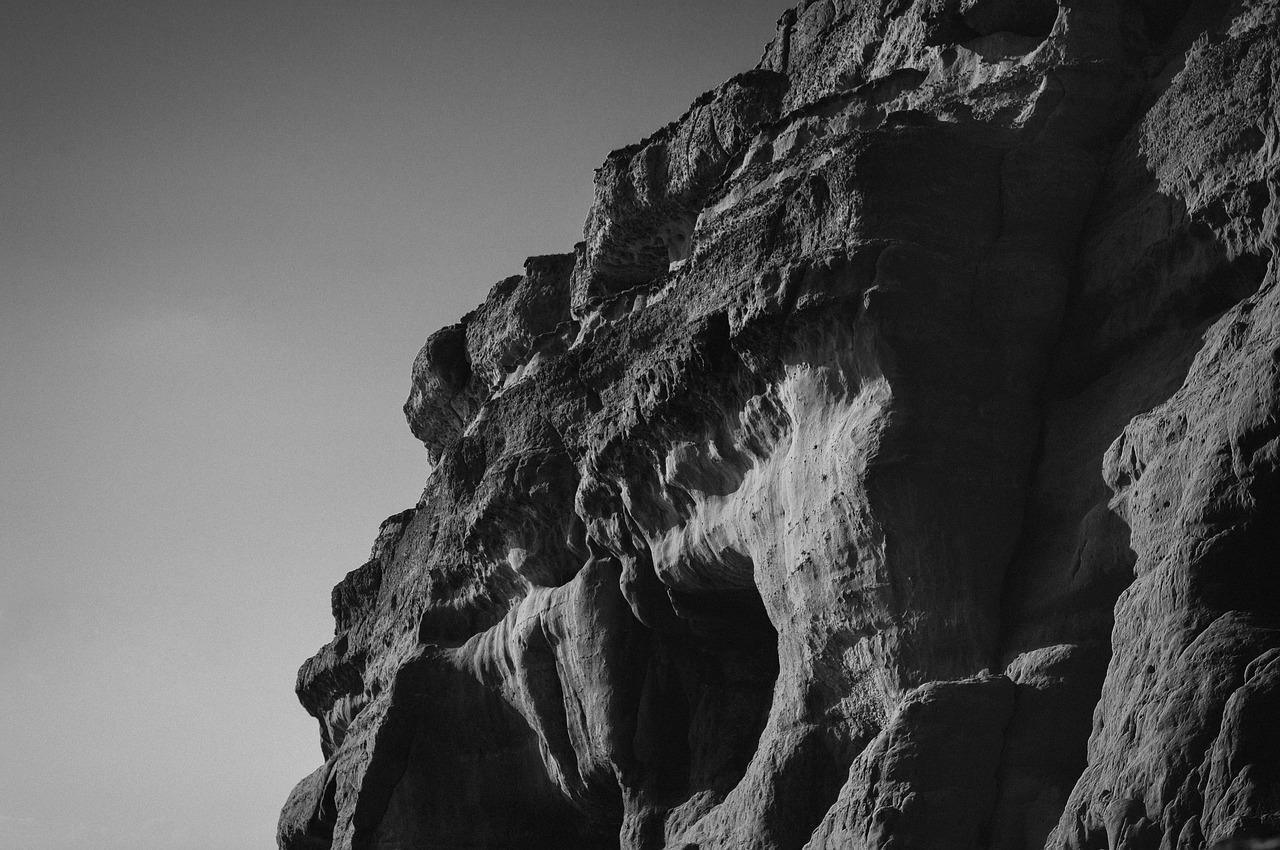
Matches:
[279,2,1280,848]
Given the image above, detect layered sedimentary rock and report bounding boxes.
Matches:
[280,1,1280,848]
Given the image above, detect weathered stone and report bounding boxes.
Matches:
[572,70,788,315]
[283,1,1280,848]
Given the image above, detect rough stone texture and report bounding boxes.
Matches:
[283,1,1280,848]
[572,70,788,314]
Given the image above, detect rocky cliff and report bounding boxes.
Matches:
[279,1,1280,848]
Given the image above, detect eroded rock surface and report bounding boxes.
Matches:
[282,1,1280,848]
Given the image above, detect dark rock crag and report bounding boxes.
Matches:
[280,1,1280,848]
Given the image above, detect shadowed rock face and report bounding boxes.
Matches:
[280,1,1280,848]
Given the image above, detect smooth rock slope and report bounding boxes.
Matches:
[280,1,1280,848]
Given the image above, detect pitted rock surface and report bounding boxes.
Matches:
[282,2,1280,848]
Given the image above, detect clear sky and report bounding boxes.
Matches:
[1,1,787,848]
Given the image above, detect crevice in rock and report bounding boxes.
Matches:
[961,0,1057,40]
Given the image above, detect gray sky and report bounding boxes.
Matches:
[1,2,785,848]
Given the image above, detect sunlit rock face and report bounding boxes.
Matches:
[280,1,1280,848]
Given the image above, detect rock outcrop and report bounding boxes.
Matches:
[281,1,1280,848]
